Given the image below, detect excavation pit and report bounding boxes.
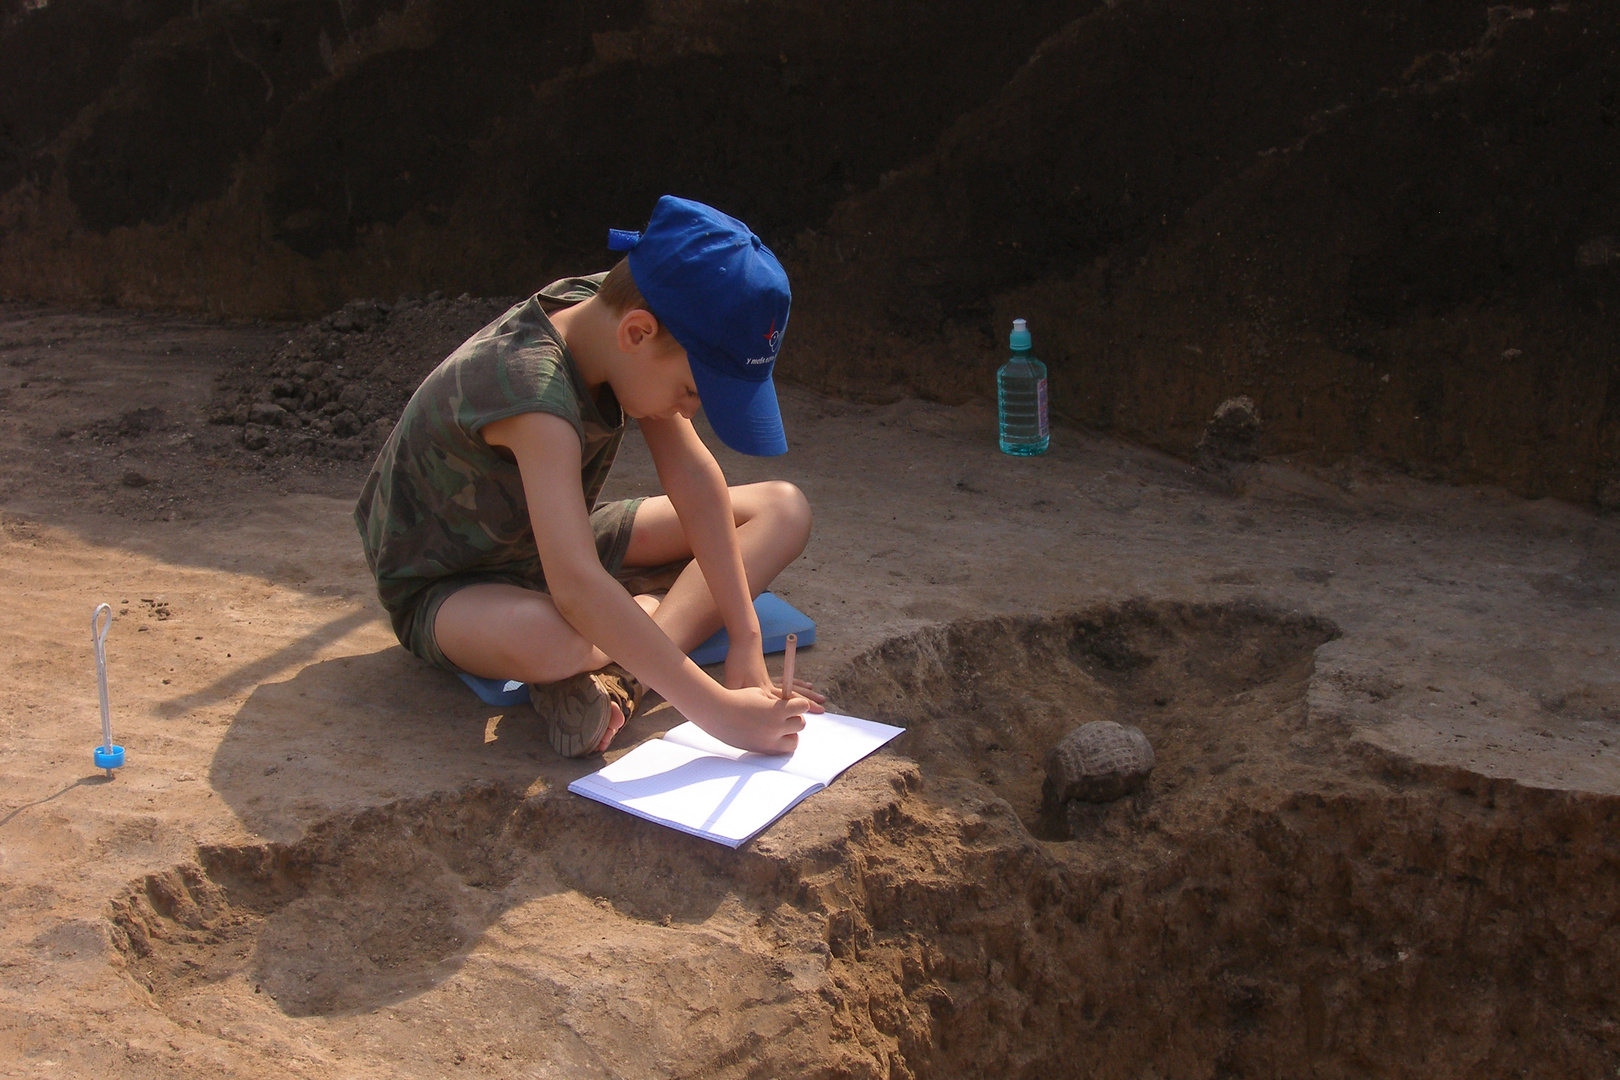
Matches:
[108,601,1620,1077]
[833,599,1342,840]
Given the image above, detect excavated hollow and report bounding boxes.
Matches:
[108,600,1620,1077]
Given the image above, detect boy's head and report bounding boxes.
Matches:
[605,196,791,456]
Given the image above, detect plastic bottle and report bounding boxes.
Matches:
[997,318,1049,455]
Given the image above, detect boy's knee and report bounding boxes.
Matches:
[763,480,811,545]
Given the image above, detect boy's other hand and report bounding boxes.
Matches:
[704,685,819,755]
[723,646,772,695]
[724,648,828,707]
[779,676,826,705]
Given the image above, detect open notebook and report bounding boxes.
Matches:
[568,712,904,848]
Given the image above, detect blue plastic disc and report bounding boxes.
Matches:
[94,744,125,770]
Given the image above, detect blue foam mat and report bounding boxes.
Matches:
[456,674,531,707]
[688,591,816,666]
[455,592,815,706]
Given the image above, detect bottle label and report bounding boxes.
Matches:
[1036,377,1049,437]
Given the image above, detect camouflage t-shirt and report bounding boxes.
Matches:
[354,274,623,630]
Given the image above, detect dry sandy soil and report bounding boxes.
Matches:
[2,303,1620,1078]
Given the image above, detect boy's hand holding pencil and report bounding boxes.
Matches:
[707,631,822,754]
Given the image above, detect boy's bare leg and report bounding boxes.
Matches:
[435,480,807,675]
[433,481,806,754]
[621,480,812,653]
[435,587,662,754]
[434,585,660,684]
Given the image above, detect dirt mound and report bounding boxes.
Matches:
[209,292,517,460]
[108,601,1620,1076]
[2,0,1617,502]
[0,0,1072,310]
[789,1,1620,504]
[111,783,525,1018]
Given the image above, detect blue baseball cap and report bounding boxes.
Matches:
[608,196,790,456]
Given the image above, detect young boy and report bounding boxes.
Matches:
[355,196,823,759]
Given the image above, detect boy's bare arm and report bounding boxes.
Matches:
[483,411,809,752]
[638,415,769,687]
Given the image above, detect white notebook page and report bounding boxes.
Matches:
[568,712,905,847]
[575,738,820,845]
[662,712,904,786]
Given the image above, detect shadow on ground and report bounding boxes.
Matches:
[113,644,738,1020]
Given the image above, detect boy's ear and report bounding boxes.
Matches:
[616,308,662,353]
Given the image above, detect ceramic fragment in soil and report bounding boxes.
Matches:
[1042,719,1156,813]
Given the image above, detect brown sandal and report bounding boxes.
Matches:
[529,664,645,758]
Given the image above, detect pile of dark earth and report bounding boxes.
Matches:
[210,292,518,460]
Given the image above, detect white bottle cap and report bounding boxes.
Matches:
[1009,318,1032,351]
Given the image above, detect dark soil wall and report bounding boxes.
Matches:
[2,0,1616,503]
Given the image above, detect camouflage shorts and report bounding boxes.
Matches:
[397,497,649,673]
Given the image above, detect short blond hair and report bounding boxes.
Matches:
[596,258,673,344]
[597,257,646,315]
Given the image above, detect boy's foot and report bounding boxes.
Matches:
[530,664,645,758]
